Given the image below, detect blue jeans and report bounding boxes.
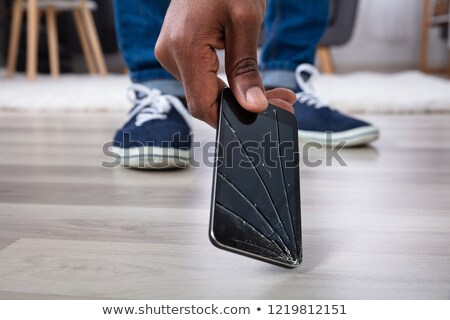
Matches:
[114,0,328,94]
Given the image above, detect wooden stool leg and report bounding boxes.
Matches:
[420,0,430,72]
[317,47,335,74]
[79,2,107,76]
[26,0,39,80]
[72,8,96,74]
[46,6,60,78]
[7,0,24,78]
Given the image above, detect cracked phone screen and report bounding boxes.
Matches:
[210,89,302,268]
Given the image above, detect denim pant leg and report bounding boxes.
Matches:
[261,0,329,90]
[114,0,184,96]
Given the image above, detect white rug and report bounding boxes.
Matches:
[1,70,450,113]
[314,71,450,114]
[0,71,131,113]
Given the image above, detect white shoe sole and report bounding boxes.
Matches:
[111,146,191,169]
[298,125,379,147]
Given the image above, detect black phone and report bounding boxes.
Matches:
[209,88,302,268]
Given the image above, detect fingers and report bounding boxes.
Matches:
[156,30,225,128]
[177,46,226,128]
[266,88,296,114]
[187,76,227,129]
[267,98,295,114]
[155,0,279,128]
[266,88,297,105]
[224,4,267,113]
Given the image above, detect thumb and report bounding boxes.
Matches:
[224,16,267,113]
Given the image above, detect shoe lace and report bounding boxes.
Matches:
[295,64,329,109]
[123,83,192,129]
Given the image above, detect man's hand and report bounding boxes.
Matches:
[155,0,295,127]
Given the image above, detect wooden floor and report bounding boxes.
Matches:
[0,113,449,299]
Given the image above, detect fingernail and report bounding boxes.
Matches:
[246,87,267,108]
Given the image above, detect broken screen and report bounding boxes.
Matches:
[210,89,302,268]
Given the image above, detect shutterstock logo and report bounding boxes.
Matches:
[101,132,347,169]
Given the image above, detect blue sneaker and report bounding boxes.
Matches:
[294,64,379,147]
[112,84,192,169]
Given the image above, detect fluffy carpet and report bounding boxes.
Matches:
[314,71,450,114]
[1,70,449,113]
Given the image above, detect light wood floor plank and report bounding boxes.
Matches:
[0,238,448,299]
[0,113,448,299]
[0,236,19,251]
[0,291,93,300]
[0,203,447,257]
[0,203,209,246]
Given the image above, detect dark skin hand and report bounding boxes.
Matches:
[155,0,296,128]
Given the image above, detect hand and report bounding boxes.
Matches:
[155,0,295,127]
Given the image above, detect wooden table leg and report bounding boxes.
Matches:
[46,6,60,78]
[26,0,39,80]
[317,47,335,74]
[72,8,96,74]
[420,0,430,73]
[6,0,24,78]
[80,0,107,76]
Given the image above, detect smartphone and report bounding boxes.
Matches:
[209,88,302,268]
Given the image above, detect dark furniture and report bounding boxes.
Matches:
[318,0,359,73]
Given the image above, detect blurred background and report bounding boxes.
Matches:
[0,0,449,113]
[1,0,449,72]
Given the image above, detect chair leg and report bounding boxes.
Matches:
[420,0,430,72]
[6,0,24,79]
[317,47,335,74]
[72,8,96,74]
[46,6,60,78]
[79,1,107,76]
[26,0,39,80]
